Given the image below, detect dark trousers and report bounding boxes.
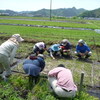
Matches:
[29,75,40,90]
[77,54,90,59]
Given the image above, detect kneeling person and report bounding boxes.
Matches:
[60,39,72,57]
[48,64,77,98]
[47,44,61,59]
[33,42,46,55]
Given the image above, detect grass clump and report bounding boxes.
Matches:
[27,78,99,100]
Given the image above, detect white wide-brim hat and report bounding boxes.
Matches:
[12,34,24,42]
[51,44,61,51]
[78,39,85,44]
[38,54,44,59]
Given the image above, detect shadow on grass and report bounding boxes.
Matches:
[76,58,93,64]
[53,55,73,61]
[33,78,77,100]
[50,92,76,100]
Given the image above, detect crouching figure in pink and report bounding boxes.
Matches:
[48,64,77,98]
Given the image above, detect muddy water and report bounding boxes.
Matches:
[87,86,100,99]
[0,23,94,31]
[1,22,100,35]
[95,29,100,34]
[11,58,24,69]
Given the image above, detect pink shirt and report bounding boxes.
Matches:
[48,67,77,91]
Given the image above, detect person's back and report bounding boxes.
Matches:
[0,40,18,57]
[0,34,24,80]
[33,42,46,55]
[23,54,45,89]
[23,58,40,67]
[47,44,61,59]
[36,56,45,71]
[48,67,77,91]
[23,54,45,76]
[48,64,77,98]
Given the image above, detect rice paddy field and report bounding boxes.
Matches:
[0,16,100,100]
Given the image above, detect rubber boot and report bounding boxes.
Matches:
[34,75,40,84]
[29,75,34,90]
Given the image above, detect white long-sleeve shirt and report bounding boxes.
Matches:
[0,40,18,64]
[33,42,45,50]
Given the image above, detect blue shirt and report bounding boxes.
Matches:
[76,44,90,53]
[23,57,45,76]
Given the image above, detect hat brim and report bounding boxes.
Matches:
[52,48,61,51]
[19,37,24,42]
[38,54,44,58]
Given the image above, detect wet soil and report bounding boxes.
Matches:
[0,23,94,31]
[87,85,100,99]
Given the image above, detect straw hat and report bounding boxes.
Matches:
[12,34,24,42]
[78,39,85,44]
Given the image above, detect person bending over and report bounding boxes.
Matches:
[48,64,77,98]
[60,39,72,57]
[33,42,46,55]
[0,34,24,81]
[47,44,61,59]
[23,54,45,89]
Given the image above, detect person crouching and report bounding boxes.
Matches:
[0,34,24,81]
[75,39,92,59]
[60,39,72,57]
[33,42,46,55]
[47,44,61,59]
[48,64,77,98]
[23,54,45,89]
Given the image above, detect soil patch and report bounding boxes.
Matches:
[87,85,100,99]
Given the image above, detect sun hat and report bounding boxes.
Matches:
[36,42,45,49]
[12,34,24,42]
[51,44,61,51]
[61,39,69,46]
[78,39,85,44]
[62,39,68,43]
[39,44,44,48]
[29,54,37,60]
[38,54,44,59]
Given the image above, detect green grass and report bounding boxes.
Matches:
[0,15,100,24]
[0,17,100,100]
[0,25,100,46]
[10,41,99,87]
[0,16,49,20]
[0,38,99,85]
[0,74,99,100]
[0,19,100,29]
[0,41,99,100]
